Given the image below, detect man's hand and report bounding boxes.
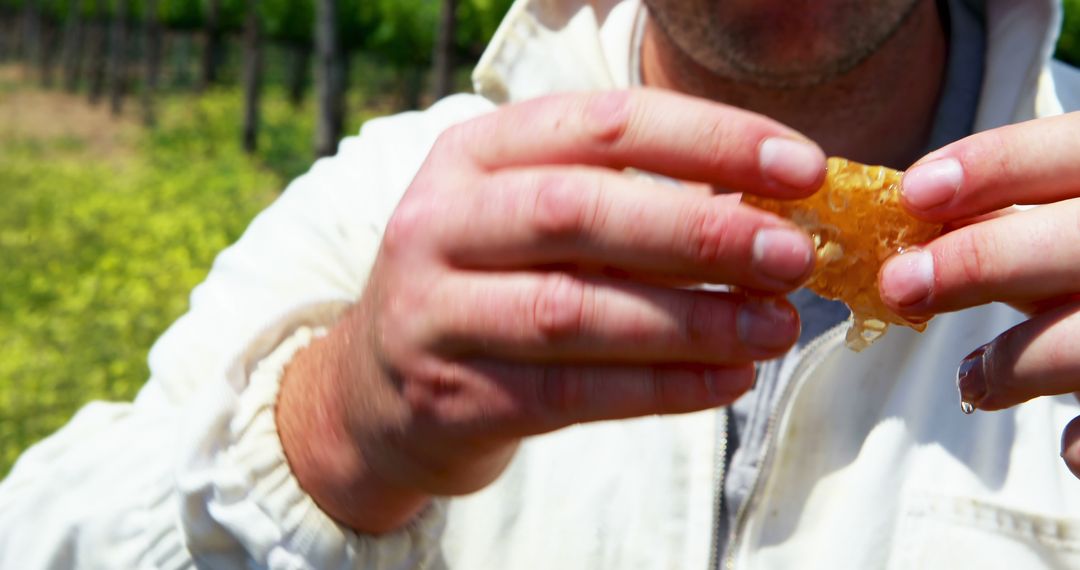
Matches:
[878,111,1080,476]
[277,89,827,533]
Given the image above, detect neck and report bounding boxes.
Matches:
[641,0,948,169]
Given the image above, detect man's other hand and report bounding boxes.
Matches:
[879,111,1080,477]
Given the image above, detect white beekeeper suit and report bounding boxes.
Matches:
[2,0,1080,568]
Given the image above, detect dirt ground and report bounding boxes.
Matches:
[0,65,138,161]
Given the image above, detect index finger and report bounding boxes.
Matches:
[901,112,1080,220]
[450,89,827,198]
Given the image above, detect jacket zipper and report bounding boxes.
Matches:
[706,407,728,570]
[718,322,847,570]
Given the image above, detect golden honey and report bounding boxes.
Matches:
[743,157,942,351]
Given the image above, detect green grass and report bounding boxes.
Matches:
[1060,0,1080,68]
[0,84,380,475]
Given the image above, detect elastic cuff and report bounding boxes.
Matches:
[217,326,448,568]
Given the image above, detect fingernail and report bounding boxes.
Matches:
[752,227,814,284]
[903,158,963,210]
[957,346,988,414]
[737,301,799,351]
[759,138,826,191]
[880,250,935,308]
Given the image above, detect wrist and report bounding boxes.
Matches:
[276,318,431,535]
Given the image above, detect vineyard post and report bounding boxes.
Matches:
[141,0,161,125]
[105,0,128,115]
[241,0,261,152]
[61,0,84,92]
[199,0,222,89]
[314,0,342,157]
[432,0,457,99]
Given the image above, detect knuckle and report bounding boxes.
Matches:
[580,91,632,148]
[646,369,706,415]
[434,122,474,156]
[684,205,734,265]
[620,306,657,345]
[990,141,1014,183]
[694,119,739,171]
[535,367,587,422]
[956,130,1012,186]
[682,294,725,345]
[376,286,433,357]
[428,129,458,162]
[945,229,999,289]
[383,199,432,256]
[530,173,600,239]
[532,273,590,341]
[398,360,460,417]
[432,121,490,168]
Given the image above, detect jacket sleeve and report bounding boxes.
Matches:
[0,94,496,569]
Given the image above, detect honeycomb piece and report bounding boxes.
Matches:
[743,157,942,351]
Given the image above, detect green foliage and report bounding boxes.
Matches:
[364,0,439,65]
[338,0,376,50]
[0,89,283,475]
[458,0,514,56]
[213,0,246,32]
[261,0,313,44]
[0,0,516,69]
[0,77,390,476]
[160,0,203,29]
[40,0,70,21]
[1059,0,1080,67]
[356,0,514,65]
[150,0,513,64]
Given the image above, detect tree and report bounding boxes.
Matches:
[159,0,203,89]
[141,0,162,124]
[432,0,457,99]
[199,0,222,88]
[86,0,107,104]
[0,2,16,61]
[39,0,67,87]
[21,0,41,78]
[286,40,310,106]
[240,0,260,151]
[105,0,128,114]
[365,0,438,109]
[263,0,312,106]
[314,0,342,157]
[60,0,85,91]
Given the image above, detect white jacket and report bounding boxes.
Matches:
[3,0,1080,568]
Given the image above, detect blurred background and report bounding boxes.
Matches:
[1,0,1079,476]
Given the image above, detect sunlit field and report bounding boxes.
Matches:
[0,63,390,473]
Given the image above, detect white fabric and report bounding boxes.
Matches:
[2,0,1080,568]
